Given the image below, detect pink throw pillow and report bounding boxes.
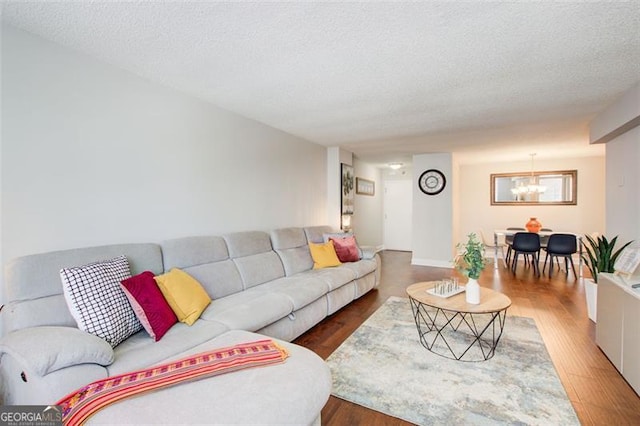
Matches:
[330,236,360,262]
[120,271,177,341]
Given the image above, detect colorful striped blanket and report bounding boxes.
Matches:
[56,339,289,426]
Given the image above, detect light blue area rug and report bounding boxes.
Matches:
[326,296,579,425]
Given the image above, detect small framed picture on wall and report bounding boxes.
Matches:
[341,164,354,215]
[356,177,375,196]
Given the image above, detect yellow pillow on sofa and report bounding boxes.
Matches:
[309,241,342,269]
[154,269,211,326]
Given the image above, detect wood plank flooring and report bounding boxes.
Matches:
[293,250,640,425]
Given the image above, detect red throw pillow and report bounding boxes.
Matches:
[330,236,360,262]
[120,271,177,341]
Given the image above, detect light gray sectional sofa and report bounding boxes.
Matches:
[0,225,380,424]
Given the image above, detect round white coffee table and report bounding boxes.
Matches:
[406,281,511,361]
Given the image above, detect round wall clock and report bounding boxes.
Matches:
[418,169,446,195]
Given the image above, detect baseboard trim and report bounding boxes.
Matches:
[411,258,453,269]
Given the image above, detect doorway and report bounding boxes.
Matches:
[383,180,413,251]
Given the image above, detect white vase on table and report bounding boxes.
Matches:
[466,278,481,304]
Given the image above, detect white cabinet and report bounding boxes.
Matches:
[622,294,640,393]
[596,273,640,394]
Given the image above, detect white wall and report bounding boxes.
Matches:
[590,81,640,248]
[352,158,383,247]
[412,153,453,267]
[605,126,639,245]
[457,156,605,248]
[382,165,413,181]
[590,82,640,144]
[1,26,327,274]
[451,155,461,255]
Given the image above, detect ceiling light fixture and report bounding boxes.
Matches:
[511,153,546,196]
[389,162,403,170]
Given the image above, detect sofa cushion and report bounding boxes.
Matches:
[309,241,342,269]
[257,298,328,342]
[339,258,378,278]
[360,245,380,259]
[327,282,357,314]
[161,236,230,270]
[324,232,364,259]
[6,244,163,305]
[3,295,76,333]
[180,260,244,299]
[224,231,274,258]
[274,246,313,276]
[300,267,357,291]
[270,227,308,249]
[0,326,114,377]
[154,269,211,326]
[109,320,229,376]
[3,243,162,335]
[200,291,292,332]
[233,251,286,289]
[271,227,314,276]
[161,236,244,299]
[253,276,328,311]
[304,226,334,244]
[330,235,361,262]
[60,255,142,348]
[120,271,177,341]
[354,273,377,298]
[225,231,286,288]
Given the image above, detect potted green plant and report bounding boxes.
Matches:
[582,234,633,322]
[455,233,485,304]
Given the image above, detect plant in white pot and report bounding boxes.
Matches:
[582,234,633,322]
[455,233,485,304]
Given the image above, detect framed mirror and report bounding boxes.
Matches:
[490,170,577,205]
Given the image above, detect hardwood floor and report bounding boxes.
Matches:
[293,250,640,425]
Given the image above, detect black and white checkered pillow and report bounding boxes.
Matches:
[60,255,142,347]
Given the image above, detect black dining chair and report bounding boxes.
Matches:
[510,232,541,277]
[539,228,553,250]
[505,227,526,266]
[542,234,578,278]
[538,228,553,267]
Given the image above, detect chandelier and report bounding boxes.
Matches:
[511,154,546,196]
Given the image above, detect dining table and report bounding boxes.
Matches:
[493,229,583,277]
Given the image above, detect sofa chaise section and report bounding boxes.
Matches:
[0,243,165,404]
[86,330,331,426]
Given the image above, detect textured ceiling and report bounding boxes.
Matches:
[3,1,639,165]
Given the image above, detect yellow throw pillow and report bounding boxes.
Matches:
[309,241,342,269]
[154,269,211,326]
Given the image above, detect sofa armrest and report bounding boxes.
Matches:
[360,246,381,260]
[0,326,114,377]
